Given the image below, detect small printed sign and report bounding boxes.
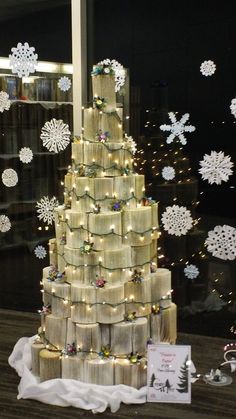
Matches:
[147,344,191,403]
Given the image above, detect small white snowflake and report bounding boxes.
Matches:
[0,215,11,232]
[40,118,71,153]
[34,245,47,259]
[230,98,236,118]
[160,112,195,145]
[100,58,125,92]
[0,91,11,113]
[161,205,193,236]
[205,224,236,261]
[124,134,137,154]
[2,168,18,187]
[36,196,59,225]
[199,151,233,185]
[162,166,175,181]
[200,60,216,77]
[9,42,38,78]
[184,264,199,279]
[58,76,71,92]
[19,147,33,163]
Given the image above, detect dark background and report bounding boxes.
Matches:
[0,1,235,336]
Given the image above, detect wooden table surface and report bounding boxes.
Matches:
[0,309,235,419]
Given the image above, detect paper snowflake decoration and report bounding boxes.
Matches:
[160,112,195,145]
[184,264,199,279]
[205,224,236,261]
[34,245,47,259]
[40,118,71,153]
[19,147,33,163]
[200,60,216,77]
[0,215,11,232]
[2,168,18,187]
[161,205,193,236]
[162,166,175,181]
[100,59,125,92]
[0,91,11,113]
[124,134,137,154]
[9,42,38,78]
[230,98,236,118]
[36,196,59,225]
[58,76,71,92]
[199,151,233,185]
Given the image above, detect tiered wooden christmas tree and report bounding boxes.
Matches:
[32,63,177,388]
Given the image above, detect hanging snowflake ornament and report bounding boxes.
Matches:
[162,166,175,181]
[161,205,193,236]
[9,42,38,78]
[200,60,216,77]
[0,215,11,232]
[160,112,195,145]
[58,76,71,92]
[205,224,236,261]
[40,118,71,153]
[184,264,199,279]
[230,98,236,118]
[34,245,47,259]
[2,168,18,187]
[94,59,126,92]
[36,196,59,225]
[19,147,33,163]
[0,91,11,113]
[199,151,233,185]
[124,134,137,154]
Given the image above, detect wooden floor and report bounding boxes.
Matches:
[0,309,236,419]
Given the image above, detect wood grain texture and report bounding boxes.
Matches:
[0,308,236,419]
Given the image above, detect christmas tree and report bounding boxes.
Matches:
[177,355,189,393]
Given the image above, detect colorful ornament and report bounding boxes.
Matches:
[95,130,110,143]
[124,311,136,322]
[93,96,106,110]
[131,269,144,283]
[99,345,111,358]
[111,200,123,211]
[94,276,106,288]
[80,241,94,254]
[62,342,77,356]
[151,304,160,314]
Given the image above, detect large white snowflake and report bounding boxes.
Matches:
[162,166,175,181]
[205,225,236,261]
[36,196,59,225]
[19,147,33,163]
[124,134,137,154]
[0,91,11,113]
[9,42,38,78]
[199,151,233,185]
[2,168,18,187]
[161,205,193,236]
[100,58,125,92]
[160,112,195,145]
[184,264,199,279]
[230,98,236,118]
[200,60,216,77]
[0,215,11,232]
[40,118,71,153]
[34,245,47,259]
[58,76,71,92]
